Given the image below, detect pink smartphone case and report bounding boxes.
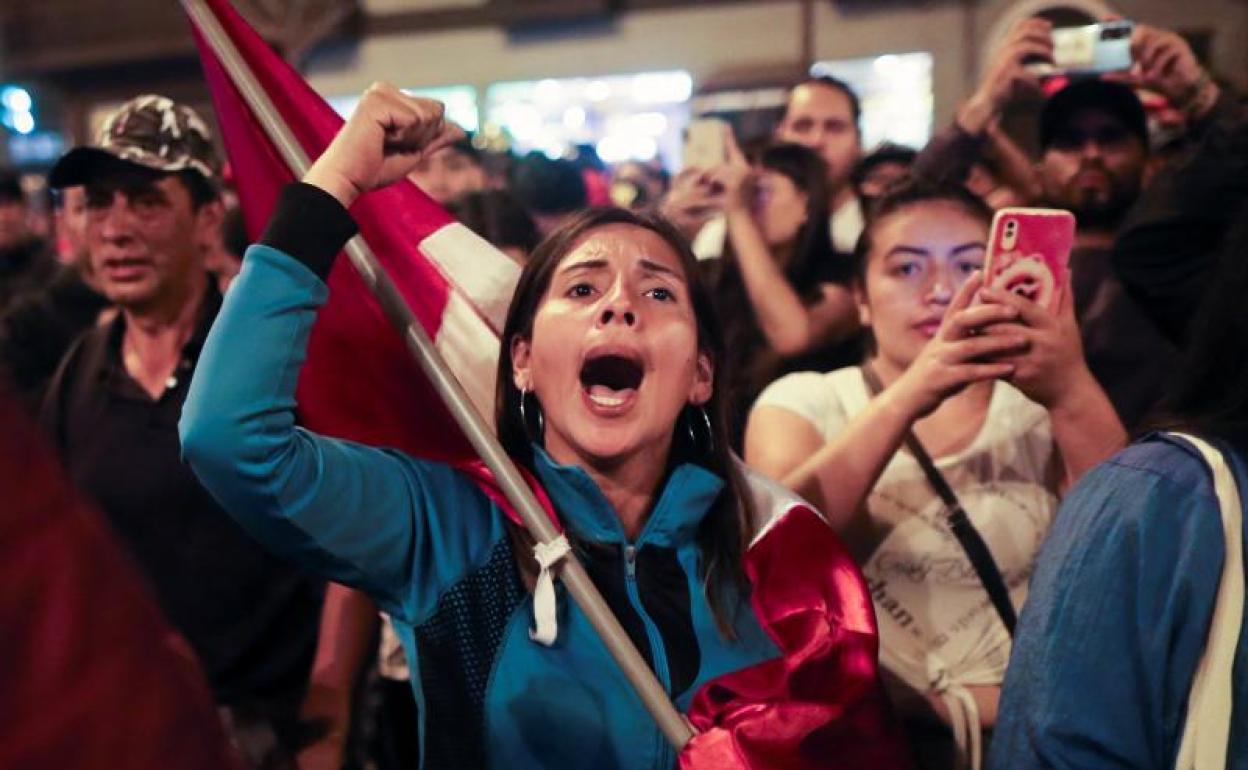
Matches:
[983,208,1076,312]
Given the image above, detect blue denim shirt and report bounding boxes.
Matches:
[990,435,1248,770]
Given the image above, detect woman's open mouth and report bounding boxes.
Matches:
[579,353,645,413]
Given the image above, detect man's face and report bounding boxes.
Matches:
[0,198,28,252]
[776,83,862,199]
[1040,109,1147,229]
[84,170,209,312]
[408,146,486,204]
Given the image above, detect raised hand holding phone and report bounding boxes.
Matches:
[1129,24,1219,119]
[712,125,755,212]
[978,269,1090,410]
[959,17,1052,134]
[887,272,1025,420]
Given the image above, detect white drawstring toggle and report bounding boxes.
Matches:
[529,534,572,646]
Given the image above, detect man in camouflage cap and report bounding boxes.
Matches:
[42,94,325,769]
[48,94,224,312]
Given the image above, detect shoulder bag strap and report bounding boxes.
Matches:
[1169,432,1243,770]
[860,364,1017,636]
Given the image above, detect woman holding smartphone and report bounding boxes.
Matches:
[700,139,861,447]
[180,84,909,770]
[744,179,1125,770]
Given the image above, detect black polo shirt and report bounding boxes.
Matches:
[41,282,324,712]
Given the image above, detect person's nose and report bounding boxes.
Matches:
[597,278,637,328]
[925,265,955,306]
[1079,137,1105,161]
[98,193,135,243]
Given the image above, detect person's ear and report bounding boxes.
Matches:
[853,280,872,327]
[193,199,225,250]
[792,190,810,224]
[510,335,533,392]
[688,350,714,406]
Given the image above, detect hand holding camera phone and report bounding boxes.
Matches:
[982,208,1075,313]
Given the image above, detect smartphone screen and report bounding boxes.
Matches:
[1051,20,1134,76]
[982,208,1076,312]
[682,118,728,171]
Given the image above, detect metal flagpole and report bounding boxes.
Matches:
[181,0,695,751]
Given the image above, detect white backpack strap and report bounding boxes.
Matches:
[1169,433,1244,770]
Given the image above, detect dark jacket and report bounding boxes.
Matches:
[1113,91,1248,346]
[0,266,108,411]
[0,236,57,316]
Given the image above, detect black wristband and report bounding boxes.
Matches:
[258,182,359,281]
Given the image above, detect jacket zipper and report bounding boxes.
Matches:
[623,543,676,768]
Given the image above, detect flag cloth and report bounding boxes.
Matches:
[191,0,517,466]
[188,2,910,766]
[0,382,244,770]
[680,474,913,770]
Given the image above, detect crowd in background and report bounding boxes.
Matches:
[2,9,1247,770]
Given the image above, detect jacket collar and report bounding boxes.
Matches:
[529,445,725,548]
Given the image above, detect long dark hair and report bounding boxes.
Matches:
[1155,209,1248,449]
[495,207,756,636]
[747,142,835,300]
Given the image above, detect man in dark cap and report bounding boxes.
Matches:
[0,168,56,315]
[1034,78,1179,429]
[912,18,1221,429]
[40,94,324,768]
[1036,79,1150,240]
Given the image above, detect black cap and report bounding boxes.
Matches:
[447,132,482,163]
[49,94,221,189]
[1039,79,1148,151]
[510,153,587,215]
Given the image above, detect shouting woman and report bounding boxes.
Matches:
[179,84,910,770]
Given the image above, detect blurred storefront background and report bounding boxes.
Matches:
[1,0,1244,181]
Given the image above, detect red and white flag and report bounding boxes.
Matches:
[192,0,518,470]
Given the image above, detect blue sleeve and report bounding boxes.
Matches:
[989,441,1226,770]
[180,244,505,623]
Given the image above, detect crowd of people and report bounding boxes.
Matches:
[2,11,1247,770]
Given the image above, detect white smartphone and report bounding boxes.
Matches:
[1047,20,1135,77]
[682,118,729,170]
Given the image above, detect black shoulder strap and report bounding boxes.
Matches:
[860,364,1017,636]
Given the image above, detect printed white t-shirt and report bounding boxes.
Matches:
[753,366,1057,763]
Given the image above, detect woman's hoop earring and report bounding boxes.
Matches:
[685,404,714,456]
[519,389,544,442]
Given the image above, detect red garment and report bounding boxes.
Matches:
[582,168,613,207]
[681,504,913,769]
[0,383,243,770]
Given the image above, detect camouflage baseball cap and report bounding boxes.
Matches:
[49,94,221,188]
